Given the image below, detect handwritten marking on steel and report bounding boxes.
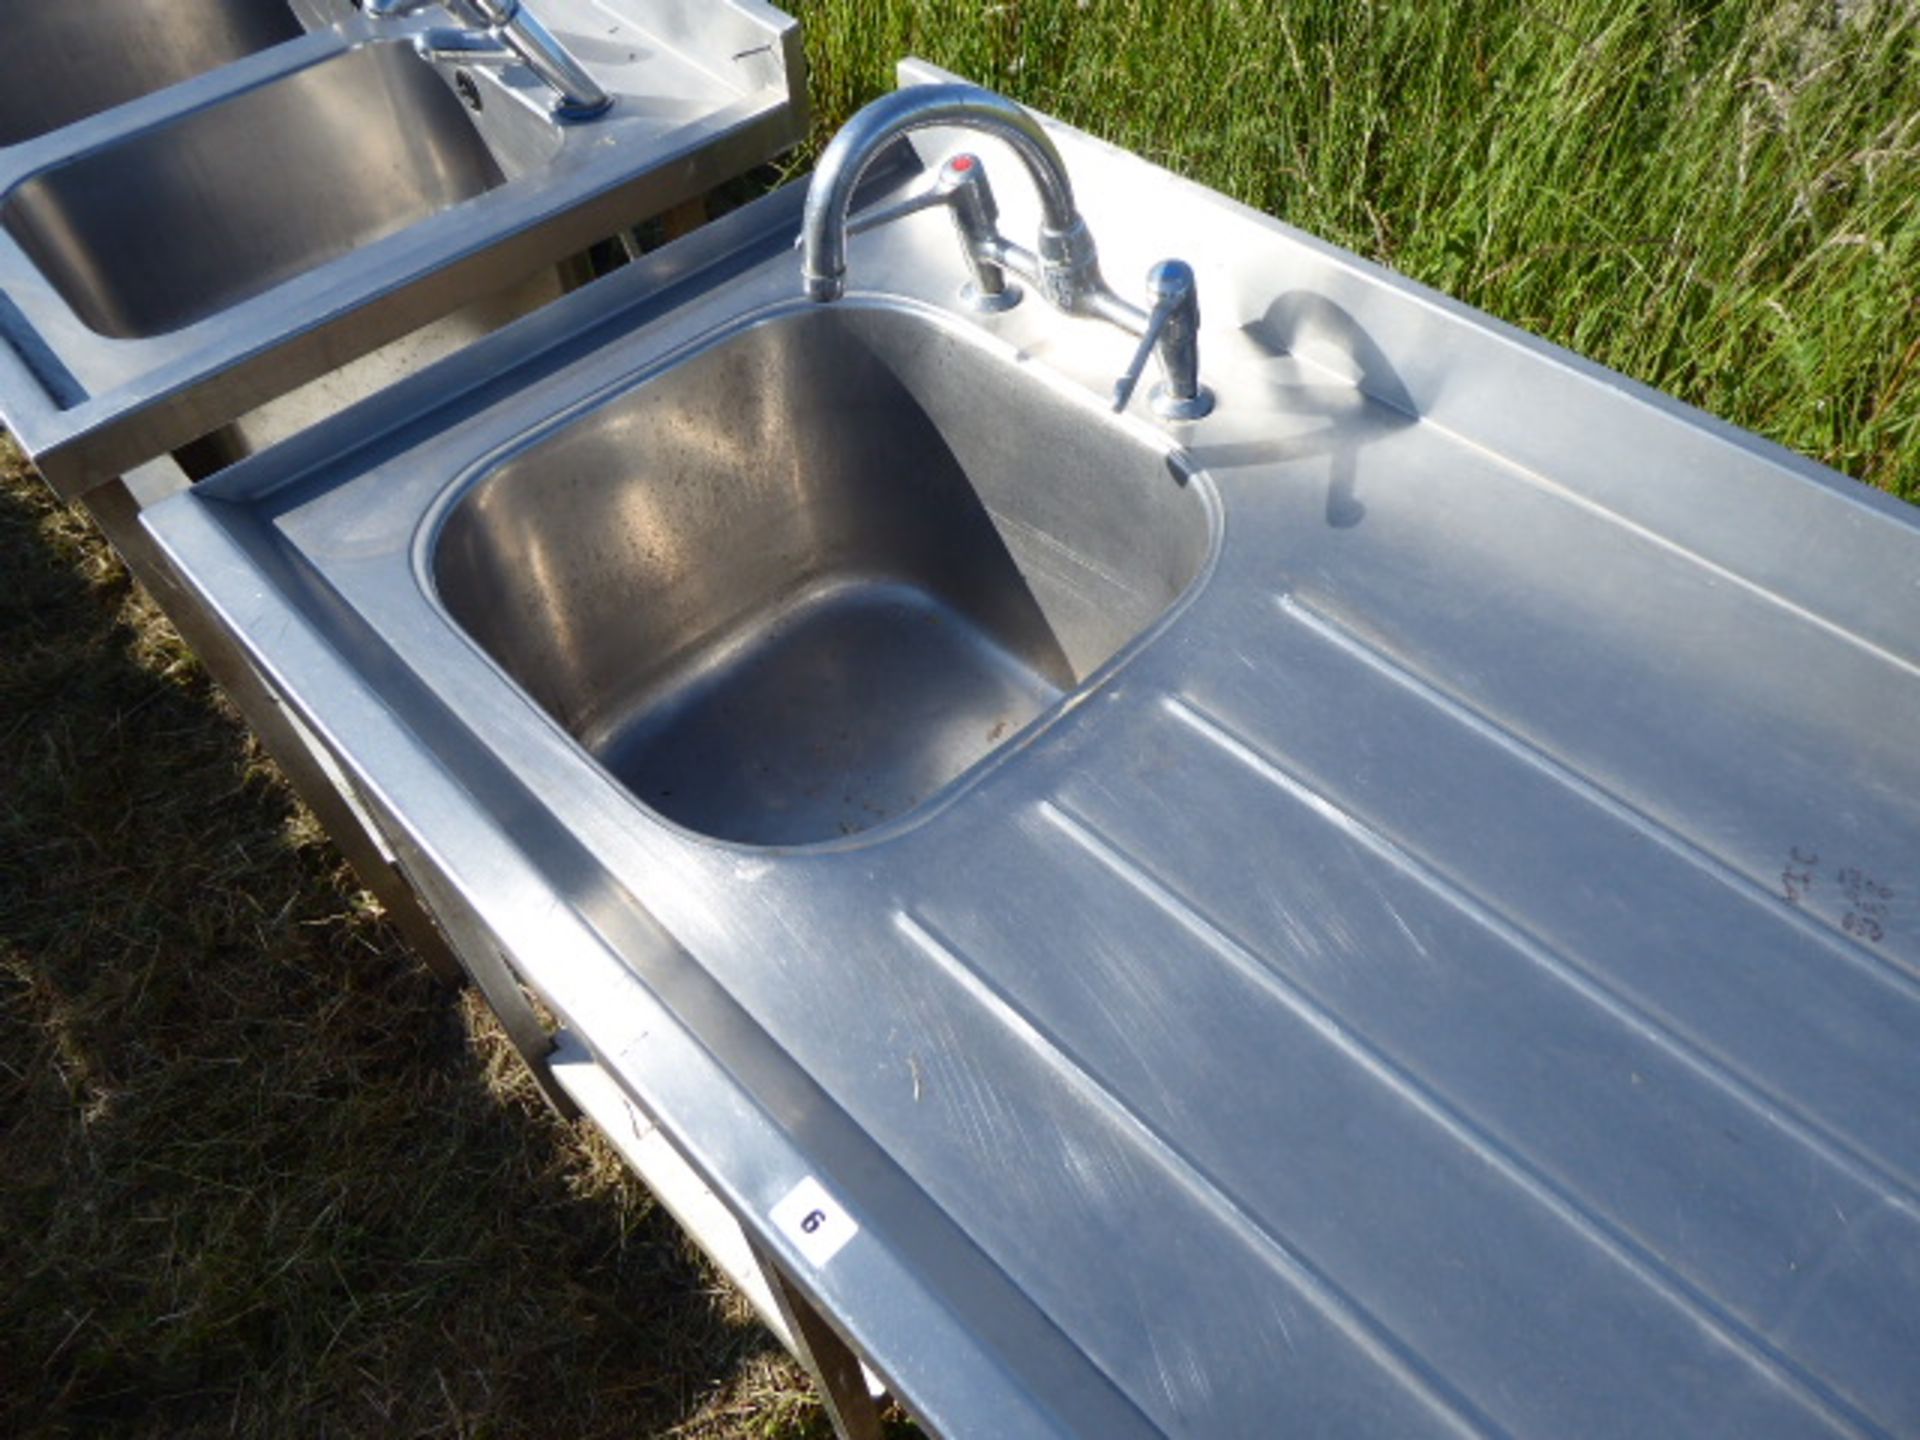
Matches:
[1780,846,1896,944]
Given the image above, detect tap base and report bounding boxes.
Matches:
[960,279,1023,313]
[551,93,613,121]
[1149,382,1215,422]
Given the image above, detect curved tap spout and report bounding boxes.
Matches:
[801,83,1092,305]
[803,81,1214,418]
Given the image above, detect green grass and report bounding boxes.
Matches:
[797,0,1919,499]
[3,4,1916,1436]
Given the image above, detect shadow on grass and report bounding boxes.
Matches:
[0,453,880,1438]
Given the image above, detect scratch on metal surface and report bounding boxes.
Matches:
[1377,884,1433,963]
[1274,1301,1297,1356]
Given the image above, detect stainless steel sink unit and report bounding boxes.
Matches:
[0,0,806,496]
[434,303,1211,845]
[145,63,1920,1440]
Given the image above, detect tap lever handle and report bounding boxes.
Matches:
[848,154,998,237]
[1113,259,1198,412]
[841,156,1022,311]
[845,181,954,237]
[1113,324,1165,415]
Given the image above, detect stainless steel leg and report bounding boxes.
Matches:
[659,196,710,242]
[748,1239,886,1440]
[377,831,579,1122]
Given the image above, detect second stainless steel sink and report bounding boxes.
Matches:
[433,302,1213,845]
[0,0,807,497]
[3,43,523,340]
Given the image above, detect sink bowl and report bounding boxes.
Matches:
[0,0,305,147]
[433,302,1214,845]
[0,43,516,340]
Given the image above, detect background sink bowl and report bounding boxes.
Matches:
[434,303,1214,845]
[0,43,515,340]
[0,0,304,147]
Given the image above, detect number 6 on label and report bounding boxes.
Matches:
[770,1176,859,1267]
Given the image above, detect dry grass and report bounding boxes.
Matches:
[0,438,902,1438]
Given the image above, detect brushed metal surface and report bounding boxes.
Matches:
[144,71,1920,1439]
[0,0,302,146]
[434,303,1208,844]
